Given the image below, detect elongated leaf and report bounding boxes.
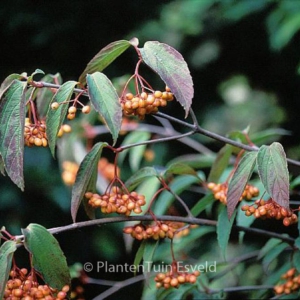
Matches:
[0,80,27,190]
[143,241,159,277]
[257,142,289,208]
[164,162,201,179]
[133,240,146,276]
[0,240,17,300]
[79,40,132,86]
[207,145,233,183]
[217,205,237,259]
[227,151,258,218]
[0,73,25,98]
[125,166,160,191]
[46,81,78,157]
[262,242,288,270]
[258,238,282,260]
[82,168,98,220]
[140,41,193,117]
[87,72,122,145]
[191,194,215,217]
[71,142,107,222]
[22,224,70,290]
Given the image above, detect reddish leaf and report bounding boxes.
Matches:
[140,41,194,117]
[79,40,132,86]
[0,80,27,190]
[227,151,257,219]
[257,142,289,208]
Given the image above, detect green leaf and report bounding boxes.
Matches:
[46,80,78,157]
[82,167,98,220]
[79,39,132,86]
[128,132,151,172]
[140,41,194,117]
[0,80,27,190]
[133,240,146,276]
[217,205,237,259]
[258,238,283,260]
[164,162,201,180]
[262,242,288,270]
[207,145,233,183]
[0,240,17,300]
[257,142,289,208]
[191,194,215,217]
[0,73,25,98]
[125,166,160,191]
[227,151,258,219]
[293,250,300,273]
[87,72,122,145]
[22,223,70,290]
[71,142,107,222]
[143,241,159,277]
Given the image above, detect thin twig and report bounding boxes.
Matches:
[92,273,145,300]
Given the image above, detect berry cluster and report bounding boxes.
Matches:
[50,103,91,120]
[4,268,69,300]
[241,199,298,226]
[274,268,300,295]
[207,182,259,204]
[154,270,200,289]
[98,158,120,181]
[85,187,146,216]
[61,161,79,186]
[120,87,174,120]
[24,118,47,147]
[123,221,178,240]
[24,118,71,147]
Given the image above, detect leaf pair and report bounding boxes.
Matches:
[226,142,289,218]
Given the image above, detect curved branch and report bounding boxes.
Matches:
[13,215,295,245]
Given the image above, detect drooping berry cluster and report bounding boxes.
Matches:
[154,270,200,289]
[241,199,298,226]
[274,267,300,295]
[120,87,174,120]
[61,161,79,186]
[4,268,69,300]
[207,182,259,204]
[85,187,146,215]
[24,118,71,147]
[50,103,91,120]
[98,157,120,181]
[24,118,48,147]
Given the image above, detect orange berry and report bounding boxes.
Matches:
[82,105,91,114]
[68,106,77,114]
[51,102,59,110]
[154,90,162,98]
[67,113,75,120]
[34,138,43,147]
